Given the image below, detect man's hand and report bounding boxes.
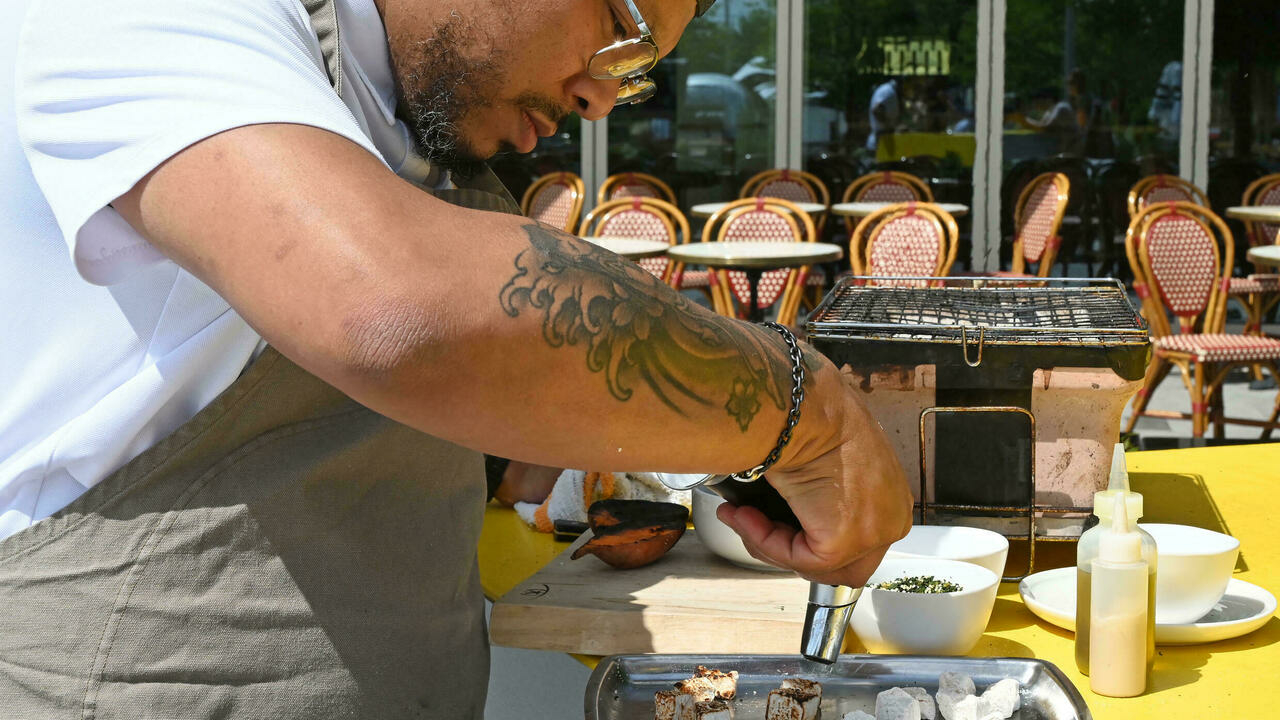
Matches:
[493,461,562,506]
[716,363,913,587]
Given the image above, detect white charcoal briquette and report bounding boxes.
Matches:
[901,687,936,720]
[842,711,877,720]
[978,679,1020,719]
[950,695,991,720]
[693,699,732,720]
[875,688,921,720]
[938,672,976,698]
[655,690,680,720]
[781,678,823,696]
[674,677,718,703]
[766,685,821,720]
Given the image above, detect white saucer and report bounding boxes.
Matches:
[1018,567,1276,645]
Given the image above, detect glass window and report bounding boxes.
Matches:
[606,1,778,208]
[802,0,978,255]
[1208,1,1280,275]
[490,121,582,206]
[1003,0,1183,277]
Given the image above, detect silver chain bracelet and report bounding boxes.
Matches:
[727,321,806,482]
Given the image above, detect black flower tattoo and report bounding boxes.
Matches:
[499,224,793,430]
[724,378,763,431]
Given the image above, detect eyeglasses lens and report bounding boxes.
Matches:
[589,41,658,81]
[616,77,656,105]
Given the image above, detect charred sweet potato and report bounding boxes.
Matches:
[570,500,688,569]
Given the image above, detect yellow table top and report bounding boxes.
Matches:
[478,444,1280,716]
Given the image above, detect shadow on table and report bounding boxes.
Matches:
[1129,471,1249,573]
[972,634,1039,660]
[985,597,1044,634]
[1148,616,1280,694]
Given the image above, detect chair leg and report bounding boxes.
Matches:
[1210,379,1226,439]
[1191,361,1207,439]
[1264,364,1280,441]
[1124,357,1170,434]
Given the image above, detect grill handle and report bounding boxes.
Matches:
[918,405,1036,581]
[960,326,986,367]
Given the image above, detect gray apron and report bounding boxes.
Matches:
[0,5,524,716]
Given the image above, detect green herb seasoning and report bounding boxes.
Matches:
[868,575,963,593]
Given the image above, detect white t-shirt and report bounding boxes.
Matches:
[2,0,439,540]
[866,79,900,152]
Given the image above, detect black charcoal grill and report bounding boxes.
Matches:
[806,277,1151,576]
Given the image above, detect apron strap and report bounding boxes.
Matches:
[301,0,344,97]
[301,0,522,216]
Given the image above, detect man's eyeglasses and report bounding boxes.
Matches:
[588,0,659,105]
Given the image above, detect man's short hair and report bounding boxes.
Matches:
[695,0,717,17]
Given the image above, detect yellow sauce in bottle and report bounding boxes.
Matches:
[1075,564,1156,676]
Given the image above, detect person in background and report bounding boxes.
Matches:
[1,0,913,716]
[867,76,902,153]
[1018,82,1082,154]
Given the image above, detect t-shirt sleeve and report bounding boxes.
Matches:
[14,0,383,285]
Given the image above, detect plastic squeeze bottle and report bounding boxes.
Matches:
[1075,443,1156,675]
[1089,493,1149,697]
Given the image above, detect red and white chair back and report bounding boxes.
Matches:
[740,169,830,237]
[1141,208,1222,329]
[521,172,585,233]
[755,175,817,203]
[1128,202,1232,335]
[840,171,933,238]
[703,198,816,323]
[1127,174,1208,219]
[843,171,932,203]
[1241,174,1280,250]
[850,203,958,286]
[598,171,677,205]
[580,197,687,286]
[1012,172,1070,276]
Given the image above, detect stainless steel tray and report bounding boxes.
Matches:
[585,654,1091,720]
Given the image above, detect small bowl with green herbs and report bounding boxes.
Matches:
[850,558,1000,655]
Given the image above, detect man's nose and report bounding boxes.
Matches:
[566,74,621,121]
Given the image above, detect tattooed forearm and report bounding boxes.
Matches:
[498,223,794,431]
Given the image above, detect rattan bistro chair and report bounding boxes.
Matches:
[579,197,688,287]
[1241,174,1280,264]
[1123,202,1280,439]
[1008,172,1071,277]
[520,171,585,233]
[1228,175,1280,335]
[739,169,831,235]
[701,198,816,326]
[597,171,677,205]
[849,203,959,285]
[740,168,832,307]
[839,171,933,239]
[1126,174,1208,219]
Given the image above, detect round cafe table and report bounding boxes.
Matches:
[578,235,669,260]
[689,201,828,218]
[1226,206,1280,225]
[1246,245,1280,268]
[666,241,843,322]
[830,201,969,218]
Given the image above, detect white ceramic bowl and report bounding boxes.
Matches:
[1141,523,1241,624]
[884,525,1010,578]
[690,486,789,572]
[850,558,1000,655]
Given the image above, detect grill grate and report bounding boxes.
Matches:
[807,277,1149,346]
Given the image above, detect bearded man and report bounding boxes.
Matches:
[0,1,912,716]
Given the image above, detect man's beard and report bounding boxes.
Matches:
[390,13,508,180]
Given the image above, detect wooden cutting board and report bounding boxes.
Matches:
[488,529,822,656]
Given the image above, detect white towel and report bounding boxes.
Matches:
[514,470,696,532]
